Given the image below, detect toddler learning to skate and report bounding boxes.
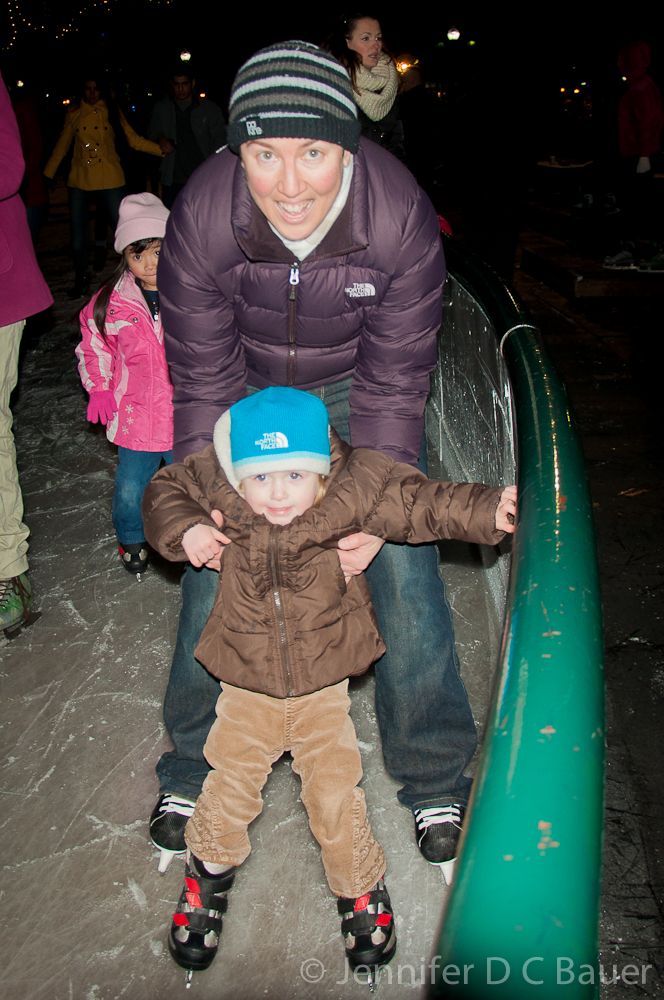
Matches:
[142,386,516,979]
[76,192,173,576]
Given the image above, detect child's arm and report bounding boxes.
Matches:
[363,463,515,547]
[181,512,228,568]
[76,301,118,424]
[142,445,232,563]
[340,484,517,578]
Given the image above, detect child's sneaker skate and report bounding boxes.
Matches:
[118,542,148,577]
[414,803,464,884]
[602,247,636,269]
[338,879,396,982]
[0,574,39,639]
[150,793,196,873]
[168,854,235,977]
[638,249,664,272]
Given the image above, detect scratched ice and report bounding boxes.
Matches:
[0,219,503,1000]
[1,185,650,1000]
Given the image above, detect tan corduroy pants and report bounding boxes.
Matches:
[185,679,386,898]
[0,321,29,579]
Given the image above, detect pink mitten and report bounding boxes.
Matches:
[87,390,117,425]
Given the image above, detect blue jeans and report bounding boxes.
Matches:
[113,447,172,545]
[157,379,476,810]
[68,186,125,271]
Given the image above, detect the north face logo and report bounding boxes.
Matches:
[245,120,263,136]
[255,431,288,450]
[345,282,376,298]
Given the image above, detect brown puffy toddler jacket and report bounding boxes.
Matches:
[142,432,506,699]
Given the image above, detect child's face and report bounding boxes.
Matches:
[241,470,319,525]
[124,240,161,289]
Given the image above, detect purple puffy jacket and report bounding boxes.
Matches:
[159,138,445,465]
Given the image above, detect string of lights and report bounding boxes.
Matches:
[2,0,175,50]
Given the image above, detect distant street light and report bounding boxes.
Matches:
[180,50,192,62]
[447,26,460,41]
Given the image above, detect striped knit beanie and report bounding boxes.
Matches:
[227,40,361,153]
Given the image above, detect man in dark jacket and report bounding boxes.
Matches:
[148,70,226,210]
[152,40,477,881]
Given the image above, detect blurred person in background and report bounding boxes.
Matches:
[43,75,163,299]
[148,68,226,210]
[0,73,52,635]
[8,78,48,243]
[603,40,664,271]
[324,12,406,163]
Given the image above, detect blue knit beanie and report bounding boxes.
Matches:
[213,387,331,491]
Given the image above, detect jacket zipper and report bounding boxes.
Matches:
[287,262,299,385]
[268,525,292,695]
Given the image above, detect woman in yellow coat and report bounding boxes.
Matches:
[44,78,163,297]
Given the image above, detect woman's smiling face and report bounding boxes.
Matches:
[240,137,350,240]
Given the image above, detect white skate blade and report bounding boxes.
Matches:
[157,847,182,874]
[136,572,142,583]
[440,858,456,885]
[185,969,193,988]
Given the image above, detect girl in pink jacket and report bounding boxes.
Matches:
[76,193,173,576]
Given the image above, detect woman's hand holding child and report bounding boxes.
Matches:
[496,486,517,533]
[181,510,231,569]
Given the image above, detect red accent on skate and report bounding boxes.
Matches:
[376,913,392,926]
[173,913,189,926]
[186,891,202,907]
[185,877,200,892]
[354,894,371,911]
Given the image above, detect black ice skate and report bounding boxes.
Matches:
[338,879,396,989]
[150,792,195,873]
[414,803,464,884]
[168,854,235,985]
[118,542,148,579]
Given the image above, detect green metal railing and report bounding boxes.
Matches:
[430,240,605,998]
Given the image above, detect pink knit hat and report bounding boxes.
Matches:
[114,192,170,253]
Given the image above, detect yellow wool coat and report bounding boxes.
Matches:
[43,100,162,190]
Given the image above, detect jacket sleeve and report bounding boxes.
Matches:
[349,186,445,466]
[119,110,163,158]
[363,462,506,547]
[142,445,221,560]
[159,174,247,462]
[75,297,116,394]
[43,110,76,179]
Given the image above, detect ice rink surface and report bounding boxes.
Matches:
[2,193,662,998]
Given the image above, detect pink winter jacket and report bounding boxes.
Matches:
[76,272,173,451]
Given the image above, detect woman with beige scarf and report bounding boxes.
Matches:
[324,13,407,162]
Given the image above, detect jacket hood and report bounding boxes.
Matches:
[618,40,650,84]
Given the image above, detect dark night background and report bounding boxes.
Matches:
[2,3,663,164]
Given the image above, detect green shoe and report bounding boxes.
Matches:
[0,574,34,632]
[638,250,664,272]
